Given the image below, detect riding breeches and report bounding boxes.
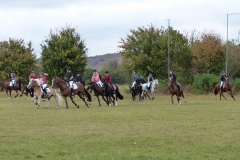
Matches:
[68,81,73,88]
[220,81,224,88]
[96,80,103,87]
[12,80,16,85]
[147,82,152,87]
[131,81,136,88]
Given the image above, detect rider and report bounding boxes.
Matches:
[40,72,47,97]
[147,73,154,90]
[220,71,226,92]
[29,70,38,81]
[131,70,139,89]
[75,72,82,83]
[11,71,16,89]
[104,71,114,93]
[169,70,181,93]
[92,69,103,87]
[65,67,74,96]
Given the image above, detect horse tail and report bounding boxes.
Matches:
[116,88,124,100]
[55,91,63,107]
[84,88,92,102]
[214,87,218,95]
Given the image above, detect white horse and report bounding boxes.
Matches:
[28,79,63,109]
[141,79,158,100]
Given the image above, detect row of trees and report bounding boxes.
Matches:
[0,24,239,87]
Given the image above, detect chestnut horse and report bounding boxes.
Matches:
[214,75,235,100]
[1,78,25,99]
[168,76,186,105]
[52,76,91,109]
[87,82,107,106]
[28,79,63,109]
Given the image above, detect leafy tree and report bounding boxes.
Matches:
[0,38,38,81]
[119,24,191,80]
[41,25,88,80]
[227,40,240,78]
[190,30,225,74]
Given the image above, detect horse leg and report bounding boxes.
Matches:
[227,91,236,101]
[220,92,227,100]
[181,91,187,103]
[177,94,181,105]
[114,95,117,106]
[37,95,41,109]
[97,95,101,106]
[69,96,80,108]
[78,93,89,108]
[6,89,11,99]
[102,95,108,105]
[14,90,18,98]
[171,94,174,104]
[151,90,155,100]
[45,98,50,108]
[63,97,69,109]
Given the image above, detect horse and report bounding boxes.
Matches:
[103,82,124,106]
[22,85,34,99]
[28,79,63,109]
[168,76,186,105]
[87,82,107,106]
[1,78,25,99]
[141,79,159,100]
[214,75,235,101]
[130,79,143,101]
[52,76,91,109]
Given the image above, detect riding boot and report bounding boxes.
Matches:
[43,88,47,96]
[71,88,74,96]
[12,84,15,89]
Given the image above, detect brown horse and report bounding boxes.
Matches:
[28,79,63,109]
[87,82,107,106]
[1,78,25,99]
[52,76,91,109]
[168,76,186,105]
[214,75,235,100]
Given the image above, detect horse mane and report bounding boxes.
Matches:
[32,78,41,86]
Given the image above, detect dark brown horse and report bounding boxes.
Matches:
[52,76,91,109]
[22,85,34,99]
[1,78,25,99]
[168,76,186,105]
[214,75,235,100]
[87,82,107,106]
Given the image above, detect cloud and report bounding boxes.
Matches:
[0,0,240,58]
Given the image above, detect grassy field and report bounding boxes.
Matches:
[0,89,240,160]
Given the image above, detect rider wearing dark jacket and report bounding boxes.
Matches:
[169,70,181,93]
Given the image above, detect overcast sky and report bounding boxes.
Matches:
[0,0,239,58]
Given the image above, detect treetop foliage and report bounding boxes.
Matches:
[41,25,88,79]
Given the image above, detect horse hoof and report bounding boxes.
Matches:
[77,105,80,108]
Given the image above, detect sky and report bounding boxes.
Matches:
[0,0,240,58]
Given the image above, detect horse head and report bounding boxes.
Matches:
[52,76,59,88]
[28,78,40,89]
[168,76,173,83]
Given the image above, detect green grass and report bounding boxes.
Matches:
[0,90,240,160]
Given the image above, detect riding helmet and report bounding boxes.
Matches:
[40,72,44,75]
[149,73,152,76]
[67,67,71,70]
[221,71,225,75]
[31,70,35,73]
[93,69,96,72]
[105,71,108,74]
[12,71,15,73]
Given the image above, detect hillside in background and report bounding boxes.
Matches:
[88,53,123,70]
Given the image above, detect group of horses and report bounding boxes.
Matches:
[0,75,235,108]
[130,75,235,105]
[1,76,124,109]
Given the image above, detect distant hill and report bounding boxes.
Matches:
[88,53,123,70]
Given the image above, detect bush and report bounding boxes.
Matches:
[192,74,219,94]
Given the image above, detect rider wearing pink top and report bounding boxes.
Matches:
[40,72,47,96]
[92,69,103,87]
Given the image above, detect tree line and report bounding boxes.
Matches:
[0,24,239,88]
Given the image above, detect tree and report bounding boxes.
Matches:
[41,25,88,79]
[0,38,38,81]
[119,24,191,80]
[227,40,240,78]
[190,30,225,74]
